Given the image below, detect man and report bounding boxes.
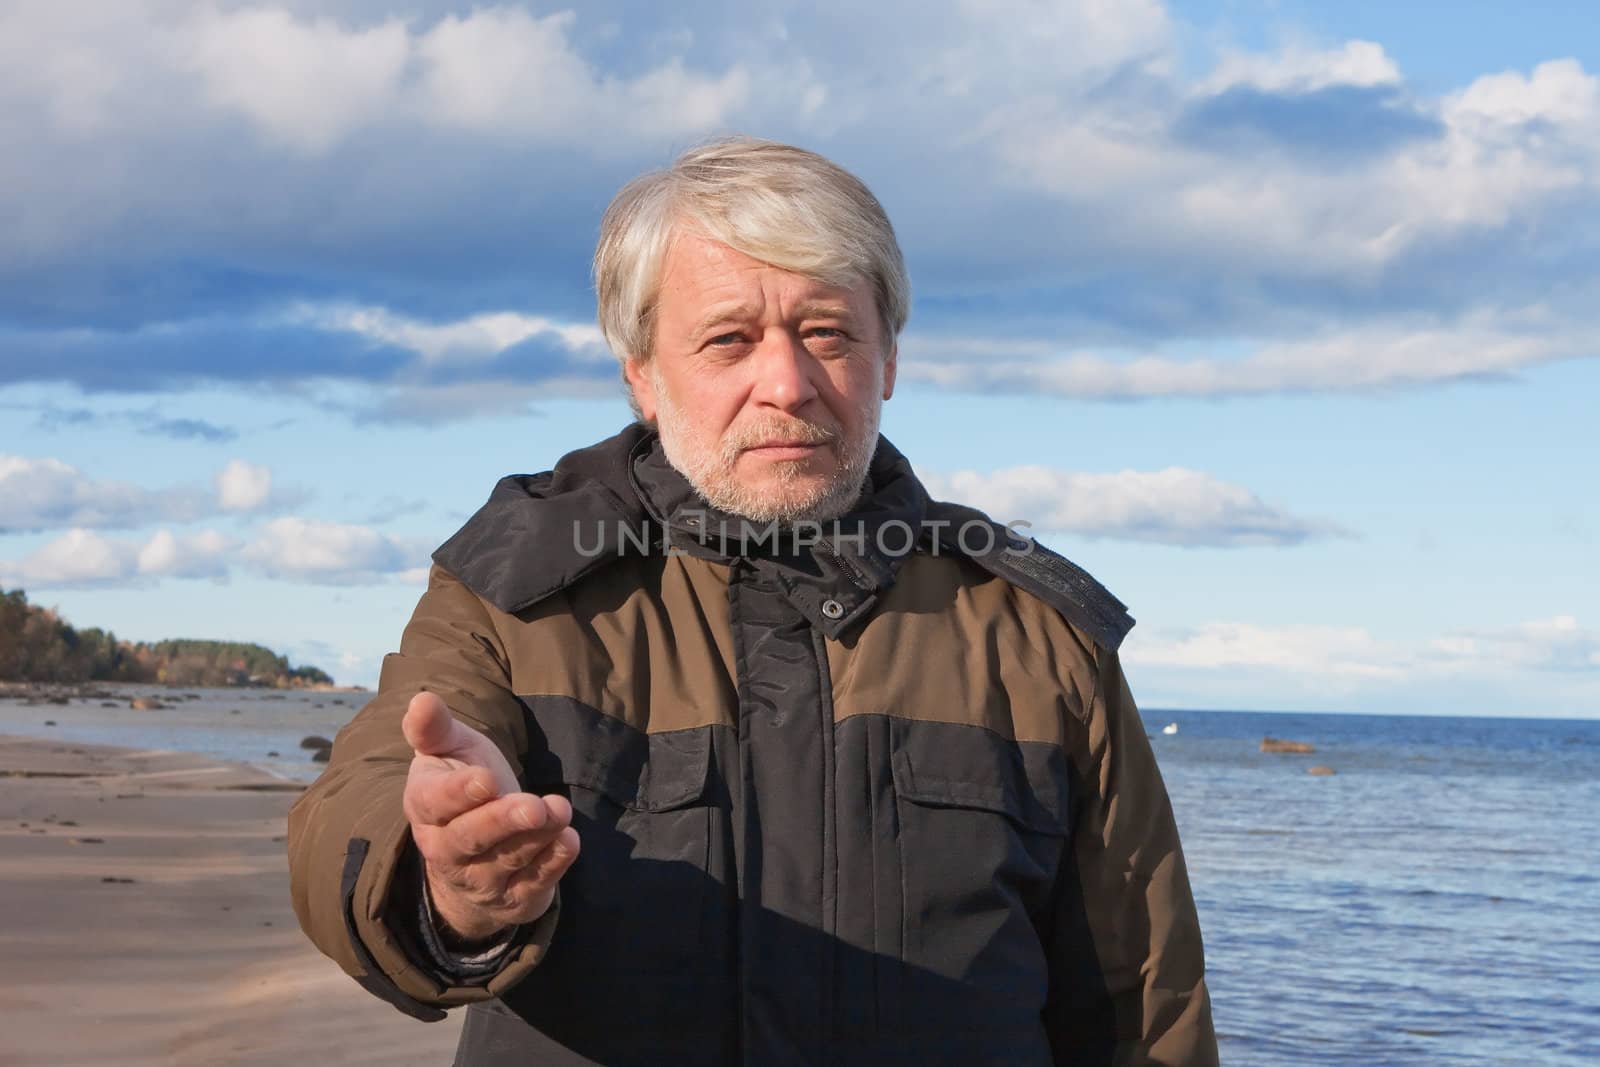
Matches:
[288,137,1217,1065]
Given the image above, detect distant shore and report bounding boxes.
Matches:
[0,733,459,1065]
[0,679,369,702]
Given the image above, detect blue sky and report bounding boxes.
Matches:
[1,0,1595,716]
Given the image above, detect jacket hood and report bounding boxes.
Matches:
[431,423,654,617]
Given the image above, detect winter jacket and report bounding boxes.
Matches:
[286,424,1217,1065]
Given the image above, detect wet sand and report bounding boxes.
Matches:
[0,735,463,1066]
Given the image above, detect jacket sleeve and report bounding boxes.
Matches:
[1044,645,1218,1065]
[286,564,560,1017]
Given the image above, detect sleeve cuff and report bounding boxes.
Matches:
[416,861,525,980]
[383,843,538,988]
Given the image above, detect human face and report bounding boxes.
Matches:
[623,231,898,524]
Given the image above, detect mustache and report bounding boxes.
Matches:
[723,418,839,453]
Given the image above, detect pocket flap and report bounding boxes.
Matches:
[889,718,1068,835]
[520,695,711,812]
[629,728,710,811]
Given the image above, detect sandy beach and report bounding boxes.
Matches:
[0,734,464,1066]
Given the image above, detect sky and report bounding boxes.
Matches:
[1,0,1595,717]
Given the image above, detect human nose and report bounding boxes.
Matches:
[748,329,819,412]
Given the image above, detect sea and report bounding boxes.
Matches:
[3,688,1597,1065]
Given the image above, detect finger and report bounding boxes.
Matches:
[402,691,482,759]
[439,792,571,863]
[501,826,581,902]
[406,764,501,828]
[426,826,579,929]
[485,827,579,917]
[480,819,582,874]
[538,792,573,829]
[403,692,522,797]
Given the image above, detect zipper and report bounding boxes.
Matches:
[814,539,868,590]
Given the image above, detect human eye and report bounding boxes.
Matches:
[803,325,851,354]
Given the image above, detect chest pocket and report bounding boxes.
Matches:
[519,696,718,978]
[890,717,1069,1010]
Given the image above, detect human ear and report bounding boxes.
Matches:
[622,357,658,421]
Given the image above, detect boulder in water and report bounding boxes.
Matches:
[129,697,164,711]
[299,735,334,750]
[1260,736,1316,754]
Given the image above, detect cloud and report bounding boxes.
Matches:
[1428,615,1600,673]
[407,8,748,138]
[1,515,426,588]
[0,455,289,532]
[1129,621,1408,678]
[1200,39,1401,94]
[301,304,608,365]
[216,460,272,511]
[0,3,757,334]
[12,402,238,441]
[900,313,1587,398]
[0,304,617,400]
[135,528,235,579]
[10,292,1586,410]
[2,2,1599,406]
[144,416,236,443]
[242,516,425,582]
[1449,57,1599,128]
[342,382,553,425]
[0,529,137,587]
[957,36,1600,337]
[0,527,235,587]
[0,316,415,390]
[0,455,211,533]
[24,4,752,157]
[181,7,412,154]
[1127,615,1600,681]
[920,465,1347,546]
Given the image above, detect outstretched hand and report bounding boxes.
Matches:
[401,691,580,943]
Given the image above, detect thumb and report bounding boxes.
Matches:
[402,691,477,758]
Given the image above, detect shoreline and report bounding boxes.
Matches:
[0,733,461,1065]
[0,679,370,702]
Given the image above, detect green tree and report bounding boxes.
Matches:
[0,587,334,687]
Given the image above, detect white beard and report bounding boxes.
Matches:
[648,362,882,524]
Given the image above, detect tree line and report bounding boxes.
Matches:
[0,587,334,687]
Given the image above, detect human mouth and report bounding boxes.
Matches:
[744,441,826,461]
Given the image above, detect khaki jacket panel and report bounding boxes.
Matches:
[286,564,558,1011]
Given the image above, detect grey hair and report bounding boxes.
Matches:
[593,136,910,370]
